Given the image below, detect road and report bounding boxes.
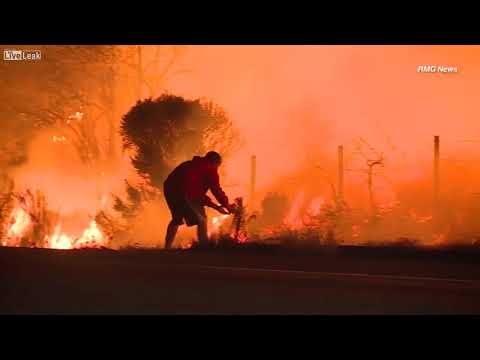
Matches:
[2,246,480,314]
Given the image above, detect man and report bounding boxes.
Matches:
[163,151,235,249]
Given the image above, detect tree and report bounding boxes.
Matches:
[351,137,385,217]
[261,192,289,226]
[0,45,120,170]
[0,45,191,175]
[120,94,241,188]
[96,94,241,245]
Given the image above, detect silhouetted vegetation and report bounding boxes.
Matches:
[97,94,240,246]
[120,94,240,187]
[260,192,289,226]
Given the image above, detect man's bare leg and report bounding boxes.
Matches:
[165,220,179,249]
[196,216,208,246]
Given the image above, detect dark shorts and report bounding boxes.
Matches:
[164,190,206,227]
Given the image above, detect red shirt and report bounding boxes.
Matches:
[164,156,229,207]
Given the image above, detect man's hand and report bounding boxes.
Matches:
[216,206,230,215]
[225,203,237,214]
[209,203,230,215]
[208,202,236,215]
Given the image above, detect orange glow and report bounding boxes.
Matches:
[5,206,106,250]
[307,197,324,217]
[208,214,230,238]
[75,221,105,248]
[165,45,480,199]
[43,221,106,250]
[3,45,480,248]
[284,192,306,230]
[47,225,74,250]
[5,207,32,246]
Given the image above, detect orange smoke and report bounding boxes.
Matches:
[4,45,480,248]
[165,46,480,204]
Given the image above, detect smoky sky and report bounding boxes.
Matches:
[162,45,480,199]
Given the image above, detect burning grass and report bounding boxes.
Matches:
[1,188,108,249]
[2,184,480,252]
[3,185,479,252]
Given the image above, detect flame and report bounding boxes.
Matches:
[7,207,31,241]
[235,231,249,243]
[209,214,230,237]
[5,204,106,250]
[307,196,324,217]
[47,224,74,249]
[75,220,105,248]
[284,192,305,230]
[181,241,194,249]
[283,193,326,230]
[52,135,67,144]
[47,221,105,250]
[67,111,84,121]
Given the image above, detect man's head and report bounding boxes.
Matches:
[205,151,222,167]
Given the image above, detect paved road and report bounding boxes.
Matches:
[2,246,480,314]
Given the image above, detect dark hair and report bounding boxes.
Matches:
[205,151,222,164]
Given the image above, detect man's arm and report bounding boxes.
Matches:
[203,194,217,208]
[203,194,230,214]
[208,170,229,208]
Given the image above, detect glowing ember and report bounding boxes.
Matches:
[235,231,249,243]
[67,111,84,122]
[52,135,67,144]
[431,233,446,245]
[181,240,194,249]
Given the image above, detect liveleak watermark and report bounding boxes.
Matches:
[3,49,41,61]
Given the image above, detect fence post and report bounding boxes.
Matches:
[434,135,440,219]
[338,145,344,204]
[250,155,256,211]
